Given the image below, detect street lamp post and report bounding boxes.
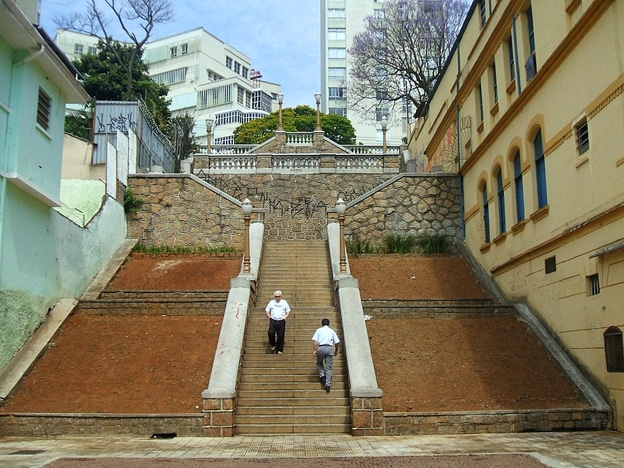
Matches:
[277,93,284,131]
[381,115,388,154]
[314,91,322,131]
[205,117,214,154]
[336,197,346,273]
[242,198,253,273]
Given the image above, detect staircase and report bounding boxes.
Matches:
[236,240,351,434]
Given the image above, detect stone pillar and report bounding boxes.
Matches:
[351,395,384,435]
[202,397,235,436]
[313,130,325,147]
[383,154,400,173]
[319,155,336,173]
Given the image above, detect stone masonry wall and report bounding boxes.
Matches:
[127,173,462,249]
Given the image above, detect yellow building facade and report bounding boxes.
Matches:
[410,0,624,429]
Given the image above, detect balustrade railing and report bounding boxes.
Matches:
[344,145,401,155]
[286,132,314,145]
[207,155,257,172]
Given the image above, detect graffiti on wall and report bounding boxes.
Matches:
[96,112,138,134]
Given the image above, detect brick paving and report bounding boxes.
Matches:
[1,431,623,467]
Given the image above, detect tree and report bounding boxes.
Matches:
[166,114,197,173]
[233,106,356,145]
[348,0,469,120]
[55,0,174,98]
[69,41,171,138]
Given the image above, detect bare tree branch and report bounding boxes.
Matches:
[348,0,469,121]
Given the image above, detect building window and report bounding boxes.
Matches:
[477,84,484,123]
[74,43,83,55]
[575,118,589,156]
[545,256,556,274]
[507,37,515,83]
[329,107,347,117]
[36,88,51,131]
[482,184,490,244]
[373,9,385,19]
[328,8,346,18]
[328,48,347,59]
[170,46,178,57]
[88,46,97,55]
[242,66,249,79]
[491,62,498,104]
[525,6,537,81]
[375,107,389,121]
[604,327,624,372]
[328,67,347,79]
[329,87,347,100]
[225,56,233,69]
[496,168,506,234]
[327,28,346,41]
[533,129,548,208]
[234,61,241,74]
[181,43,188,55]
[478,0,487,27]
[513,151,525,222]
[588,274,600,296]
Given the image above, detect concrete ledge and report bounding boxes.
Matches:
[0,298,77,402]
[81,238,138,300]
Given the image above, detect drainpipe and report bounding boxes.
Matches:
[511,15,522,96]
[13,44,45,67]
[456,45,465,240]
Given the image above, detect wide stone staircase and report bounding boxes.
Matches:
[235,240,351,434]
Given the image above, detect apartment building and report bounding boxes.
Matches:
[54,28,282,145]
[320,0,404,145]
[410,0,624,429]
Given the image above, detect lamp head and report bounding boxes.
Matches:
[242,198,253,216]
[206,117,214,129]
[381,115,388,130]
[277,92,284,105]
[314,92,321,105]
[336,197,346,216]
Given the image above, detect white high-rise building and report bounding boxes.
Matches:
[54,29,282,145]
[320,0,404,146]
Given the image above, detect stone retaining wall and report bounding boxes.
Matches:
[383,408,610,435]
[0,413,203,437]
[128,173,462,247]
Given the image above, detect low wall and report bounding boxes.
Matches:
[128,173,462,246]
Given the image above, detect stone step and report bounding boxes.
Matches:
[234,423,351,435]
[235,413,350,426]
[240,357,345,367]
[238,372,345,383]
[236,405,350,416]
[237,397,349,407]
[238,381,346,392]
[238,388,349,399]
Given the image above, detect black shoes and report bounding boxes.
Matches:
[320,376,326,386]
[325,384,331,393]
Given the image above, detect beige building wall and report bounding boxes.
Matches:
[61,134,105,181]
[410,0,624,429]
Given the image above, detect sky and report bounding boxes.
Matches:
[38,0,321,108]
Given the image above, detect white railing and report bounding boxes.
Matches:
[336,155,384,171]
[344,145,401,155]
[273,155,320,171]
[207,156,257,172]
[286,132,314,145]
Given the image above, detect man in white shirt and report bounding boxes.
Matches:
[265,290,291,354]
[312,318,341,393]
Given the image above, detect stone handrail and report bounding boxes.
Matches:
[344,145,401,155]
[286,132,314,145]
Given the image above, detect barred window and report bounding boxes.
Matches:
[37,88,51,130]
[604,327,624,372]
[575,118,589,155]
[588,274,600,296]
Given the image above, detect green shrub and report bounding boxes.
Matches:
[383,233,417,254]
[346,237,377,256]
[123,189,143,214]
[133,243,237,254]
[416,233,450,254]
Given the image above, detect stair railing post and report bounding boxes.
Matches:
[242,198,252,273]
[336,198,347,273]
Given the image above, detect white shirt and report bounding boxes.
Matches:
[265,299,291,320]
[312,325,340,346]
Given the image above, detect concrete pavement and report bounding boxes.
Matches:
[0,431,623,467]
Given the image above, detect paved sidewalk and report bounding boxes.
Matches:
[0,431,623,467]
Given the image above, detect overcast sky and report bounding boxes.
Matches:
[39,0,321,107]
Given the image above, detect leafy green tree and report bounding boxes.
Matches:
[165,114,197,173]
[233,106,356,145]
[68,42,171,138]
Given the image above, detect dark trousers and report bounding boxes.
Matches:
[268,319,286,352]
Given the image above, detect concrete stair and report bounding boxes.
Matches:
[236,240,351,434]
